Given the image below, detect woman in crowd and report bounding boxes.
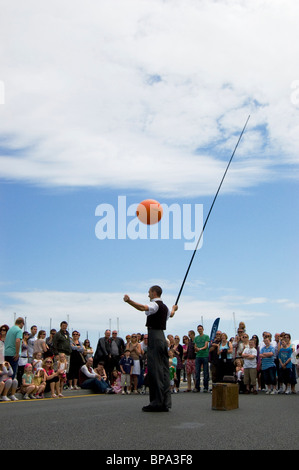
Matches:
[217,333,234,381]
[252,334,263,390]
[43,358,60,398]
[283,333,297,394]
[68,331,85,390]
[182,335,189,382]
[0,360,18,401]
[83,339,94,360]
[239,333,250,356]
[17,331,30,387]
[184,330,196,392]
[0,325,9,363]
[125,333,142,394]
[33,330,49,357]
[171,335,184,391]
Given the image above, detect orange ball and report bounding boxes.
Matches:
[136,199,163,225]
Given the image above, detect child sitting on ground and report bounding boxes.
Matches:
[0,361,18,401]
[33,368,46,398]
[110,369,122,394]
[21,363,38,399]
[234,358,245,393]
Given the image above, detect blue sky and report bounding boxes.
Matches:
[1,1,299,348]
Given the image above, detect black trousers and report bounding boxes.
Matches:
[147,328,171,409]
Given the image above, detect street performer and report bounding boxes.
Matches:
[123,285,178,412]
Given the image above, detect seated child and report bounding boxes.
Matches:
[110,369,122,394]
[234,358,245,393]
[21,363,38,399]
[33,368,47,398]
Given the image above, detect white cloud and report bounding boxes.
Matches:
[0,0,299,196]
[244,297,268,305]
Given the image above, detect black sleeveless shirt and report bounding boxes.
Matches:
[146,300,168,330]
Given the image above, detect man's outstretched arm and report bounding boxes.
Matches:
[123,295,149,311]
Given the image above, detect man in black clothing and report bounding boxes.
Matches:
[95,329,125,380]
[52,321,72,370]
[94,329,112,371]
[111,330,125,372]
[124,285,177,412]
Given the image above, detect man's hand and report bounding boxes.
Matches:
[123,295,148,311]
[170,304,178,318]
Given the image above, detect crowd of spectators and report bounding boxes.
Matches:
[0,317,298,401]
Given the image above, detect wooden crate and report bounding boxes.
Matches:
[212,383,239,411]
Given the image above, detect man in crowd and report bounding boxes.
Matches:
[79,357,111,393]
[4,317,25,379]
[194,325,210,392]
[53,321,72,372]
[27,325,38,364]
[110,330,125,372]
[94,329,114,379]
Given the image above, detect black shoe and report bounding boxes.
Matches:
[142,405,169,412]
[161,406,169,412]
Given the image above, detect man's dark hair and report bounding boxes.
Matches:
[150,285,162,297]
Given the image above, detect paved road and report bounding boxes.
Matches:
[1,390,298,451]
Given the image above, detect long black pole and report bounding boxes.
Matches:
[175,115,250,306]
